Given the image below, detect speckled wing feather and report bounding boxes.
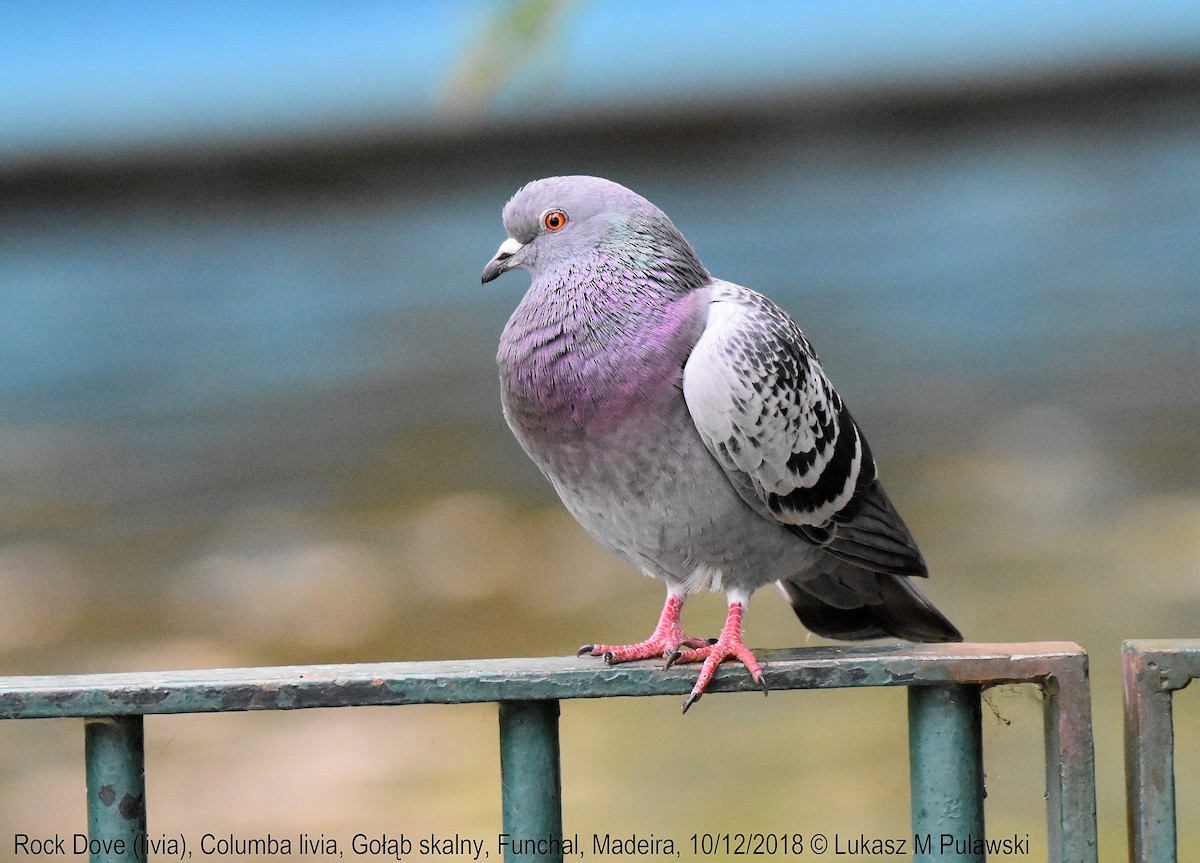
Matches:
[682,282,927,578]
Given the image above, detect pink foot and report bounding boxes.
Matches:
[578,593,710,663]
[670,601,768,713]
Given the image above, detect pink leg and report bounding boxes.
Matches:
[579,592,711,664]
[670,599,768,713]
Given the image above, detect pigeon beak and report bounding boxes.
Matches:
[482,237,525,284]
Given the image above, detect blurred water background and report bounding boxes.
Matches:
[2,1,1200,859]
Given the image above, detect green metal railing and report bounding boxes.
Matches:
[0,642,1097,863]
[1123,639,1200,863]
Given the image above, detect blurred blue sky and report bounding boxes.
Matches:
[3,0,1200,161]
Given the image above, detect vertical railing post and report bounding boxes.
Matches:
[908,684,985,863]
[1045,654,1099,863]
[1123,644,1178,863]
[84,715,147,863]
[499,699,564,863]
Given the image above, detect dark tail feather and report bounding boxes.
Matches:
[795,477,929,578]
[780,562,962,643]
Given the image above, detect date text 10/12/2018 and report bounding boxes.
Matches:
[688,832,1032,856]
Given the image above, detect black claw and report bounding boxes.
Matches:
[602,651,616,664]
[681,691,701,714]
[664,649,683,670]
[758,677,769,697]
[707,638,719,645]
[577,644,595,656]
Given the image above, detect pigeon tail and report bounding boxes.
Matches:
[779,561,962,643]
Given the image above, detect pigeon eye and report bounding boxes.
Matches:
[542,210,568,232]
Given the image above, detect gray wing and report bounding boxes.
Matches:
[682,282,926,577]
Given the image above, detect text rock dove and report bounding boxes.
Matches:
[484,176,961,712]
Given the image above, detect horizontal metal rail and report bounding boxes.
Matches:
[1123,639,1200,863]
[0,642,1097,863]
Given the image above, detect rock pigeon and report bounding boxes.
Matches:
[484,176,960,712]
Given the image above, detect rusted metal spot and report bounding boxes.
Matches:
[124,687,170,707]
[218,686,283,712]
[118,793,144,821]
[45,691,81,706]
[290,681,404,709]
[3,693,26,716]
[98,784,116,807]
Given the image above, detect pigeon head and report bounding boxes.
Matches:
[481,175,707,288]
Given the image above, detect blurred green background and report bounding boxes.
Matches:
[2,1,1199,859]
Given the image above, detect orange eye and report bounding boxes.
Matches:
[542,210,567,231]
